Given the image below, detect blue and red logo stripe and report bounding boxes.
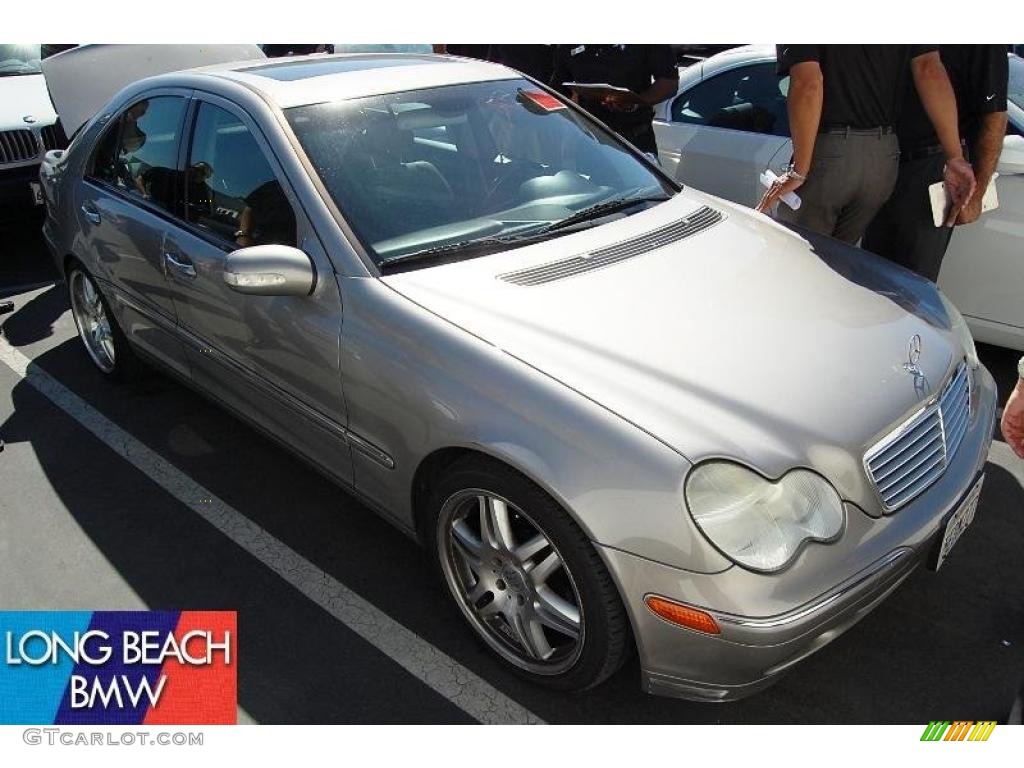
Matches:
[0,611,236,725]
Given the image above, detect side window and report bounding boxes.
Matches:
[88,97,186,213]
[671,63,790,137]
[184,102,296,248]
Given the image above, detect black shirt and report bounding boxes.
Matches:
[487,44,554,83]
[550,44,678,131]
[444,44,491,60]
[896,45,1009,151]
[777,44,937,129]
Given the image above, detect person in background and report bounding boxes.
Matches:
[486,45,554,83]
[863,46,1008,281]
[1002,357,1024,459]
[758,46,975,245]
[262,44,331,57]
[550,44,678,155]
[432,44,490,59]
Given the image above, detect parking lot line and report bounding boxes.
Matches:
[0,335,544,725]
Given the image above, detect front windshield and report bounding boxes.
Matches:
[1010,55,1023,112]
[286,78,675,266]
[0,44,42,76]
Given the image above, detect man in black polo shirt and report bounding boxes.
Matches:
[550,44,678,154]
[487,45,554,83]
[863,47,1009,281]
[759,45,975,245]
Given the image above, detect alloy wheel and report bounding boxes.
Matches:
[438,488,585,675]
[69,270,116,374]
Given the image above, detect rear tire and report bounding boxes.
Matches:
[67,263,141,382]
[426,456,632,691]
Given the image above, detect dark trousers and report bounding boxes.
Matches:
[862,154,953,282]
[777,131,900,245]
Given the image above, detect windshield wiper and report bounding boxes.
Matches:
[378,192,672,274]
[378,232,546,273]
[538,193,671,234]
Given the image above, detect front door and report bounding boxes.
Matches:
[655,61,792,207]
[162,95,352,484]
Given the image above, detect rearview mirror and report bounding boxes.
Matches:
[222,245,315,296]
[997,134,1024,176]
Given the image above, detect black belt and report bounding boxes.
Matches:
[819,124,895,136]
[900,140,968,164]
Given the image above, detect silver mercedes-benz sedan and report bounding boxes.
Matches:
[39,49,996,701]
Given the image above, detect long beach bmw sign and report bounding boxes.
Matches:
[1,611,236,725]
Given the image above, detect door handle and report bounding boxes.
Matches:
[80,205,100,225]
[164,252,197,279]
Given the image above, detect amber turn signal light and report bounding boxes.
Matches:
[645,595,721,634]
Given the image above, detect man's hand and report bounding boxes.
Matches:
[942,157,976,226]
[756,171,805,213]
[955,189,984,225]
[1001,377,1024,459]
[600,90,643,112]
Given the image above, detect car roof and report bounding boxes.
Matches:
[194,53,520,108]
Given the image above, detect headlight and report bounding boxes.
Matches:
[940,291,979,370]
[684,462,845,572]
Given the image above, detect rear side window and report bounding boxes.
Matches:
[671,63,791,137]
[89,96,186,213]
[184,102,296,248]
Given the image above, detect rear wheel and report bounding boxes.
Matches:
[427,457,632,690]
[67,264,140,381]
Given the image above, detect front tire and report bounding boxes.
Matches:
[427,456,632,691]
[67,263,140,381]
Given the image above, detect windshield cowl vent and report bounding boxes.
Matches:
[497,206,725,287]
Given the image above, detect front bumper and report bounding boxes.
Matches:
[0,163,45,224]
[601,364,997,702]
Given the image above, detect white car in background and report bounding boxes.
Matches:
[654,45,1024,352]
[0,44,67,224]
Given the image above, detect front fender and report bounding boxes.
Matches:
[338,275,731,575]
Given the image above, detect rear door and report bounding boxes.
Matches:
[76,89,191,377]
[161,94,352,484]
[655,61,791,207]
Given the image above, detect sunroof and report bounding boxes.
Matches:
[242,55,447,82]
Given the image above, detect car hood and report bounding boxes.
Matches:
[0,74,57,132]
[382,191,963,499]
[41,44,265,137]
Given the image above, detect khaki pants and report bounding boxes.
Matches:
[777,130,900,245]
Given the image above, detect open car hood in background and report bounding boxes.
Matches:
[41,44,265,137]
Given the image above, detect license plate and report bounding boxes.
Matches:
[931,476,983,570]
[29,181,43,206]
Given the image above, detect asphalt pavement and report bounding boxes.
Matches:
[1,218,1022,724]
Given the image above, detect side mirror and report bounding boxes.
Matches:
[222,245,315,296]
[997,134,1024,176]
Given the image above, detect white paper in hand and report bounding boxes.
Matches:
[929,174,999,227]
[759,170,802,210]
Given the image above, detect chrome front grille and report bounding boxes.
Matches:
[865,362,971,511]
[0,129,40,164]
[498,206,724,286]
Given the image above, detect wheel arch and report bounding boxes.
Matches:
[410,443,579,545]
